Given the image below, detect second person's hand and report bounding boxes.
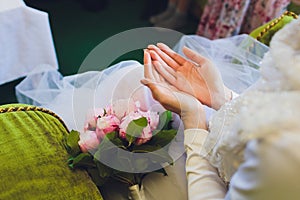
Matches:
[147,43,232,110]
[141,49,207,130]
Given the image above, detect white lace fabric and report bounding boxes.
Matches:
[202,18,300,183]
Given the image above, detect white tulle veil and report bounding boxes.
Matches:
[16,33,268,128]
[15,33,269,170]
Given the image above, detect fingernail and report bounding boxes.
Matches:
[147,44,156,49]
[183,46,192,52]
[149,50,158,58]
[149,50,155,55]
[157,43,167,49]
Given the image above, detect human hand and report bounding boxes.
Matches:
[141,49,207,130]
[147,43,232,110]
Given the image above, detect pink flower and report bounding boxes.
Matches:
[119,110,159,145]
[135,125,152,145]
[119,112,142,139]
[84,108,106,131]
[110,99,136,119]
[78,131,100,153]
[96,115,120,139]
[103,105,114,116]
[135,101,159,131]
[139,110,159,131]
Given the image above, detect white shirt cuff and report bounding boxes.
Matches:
[184,129,209,153]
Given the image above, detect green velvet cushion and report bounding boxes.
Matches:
[0,104,103,200]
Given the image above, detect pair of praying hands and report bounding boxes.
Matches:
[141,43,232,130]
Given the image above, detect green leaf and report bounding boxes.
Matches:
[132,145,173,165]
[157,111,173,130]
[94,142,116,164]
[95,160,113,179]
[148,129,177,147]
[93,135,127,173]
[126,117,148,145]
[132,144,162,152]
[86,167,107,187]
[105,131,117,140]
[105,131,126,147]
[116,148,134,171]
[113,171,136,185]
[134,157,149,172]
[68,153,95,169]
[94,133,126,161]
[66,130,81,157]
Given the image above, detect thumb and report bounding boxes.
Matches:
[182,46,208,65]
[141,79,181,114]
[140,79,161,100]
[140,78,153,87]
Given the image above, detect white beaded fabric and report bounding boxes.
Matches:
[201,18,300,183]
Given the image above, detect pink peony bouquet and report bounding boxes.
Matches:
[66,101,177,187]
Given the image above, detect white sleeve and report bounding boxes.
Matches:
[226,131,300,200]
[184,129,227,200]
[184,129,300,200]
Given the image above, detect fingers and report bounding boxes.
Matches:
[156,43,187,65]
[149,50,177,84]
[182,46,209,65]
[140,79,180,114]
[143,49,164,82]
[140,78,168,105]
[151,61,164,82]
[143,49,153,80]
[141,78,204,119]
[148,44,180,70]
[140,79,163,105]
[152,61,177,85]
[148,50,174,76]
[140,78,153,88]
[143,49,151,65]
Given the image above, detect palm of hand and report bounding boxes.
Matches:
[142,49,207,129]
[148,43,230,110]
[143,61,199,115]
[173,62,211,108]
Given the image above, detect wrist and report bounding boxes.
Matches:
[213,86,232,110]
[183,120,207,130]
[181,109,207,130]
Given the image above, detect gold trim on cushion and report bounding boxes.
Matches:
[256,11,298,41]
[0,105,69,131]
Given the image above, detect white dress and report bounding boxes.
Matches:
[16,31,269,199]
[184,18,300,199]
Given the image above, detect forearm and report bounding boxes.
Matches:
[184,129,227,200]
